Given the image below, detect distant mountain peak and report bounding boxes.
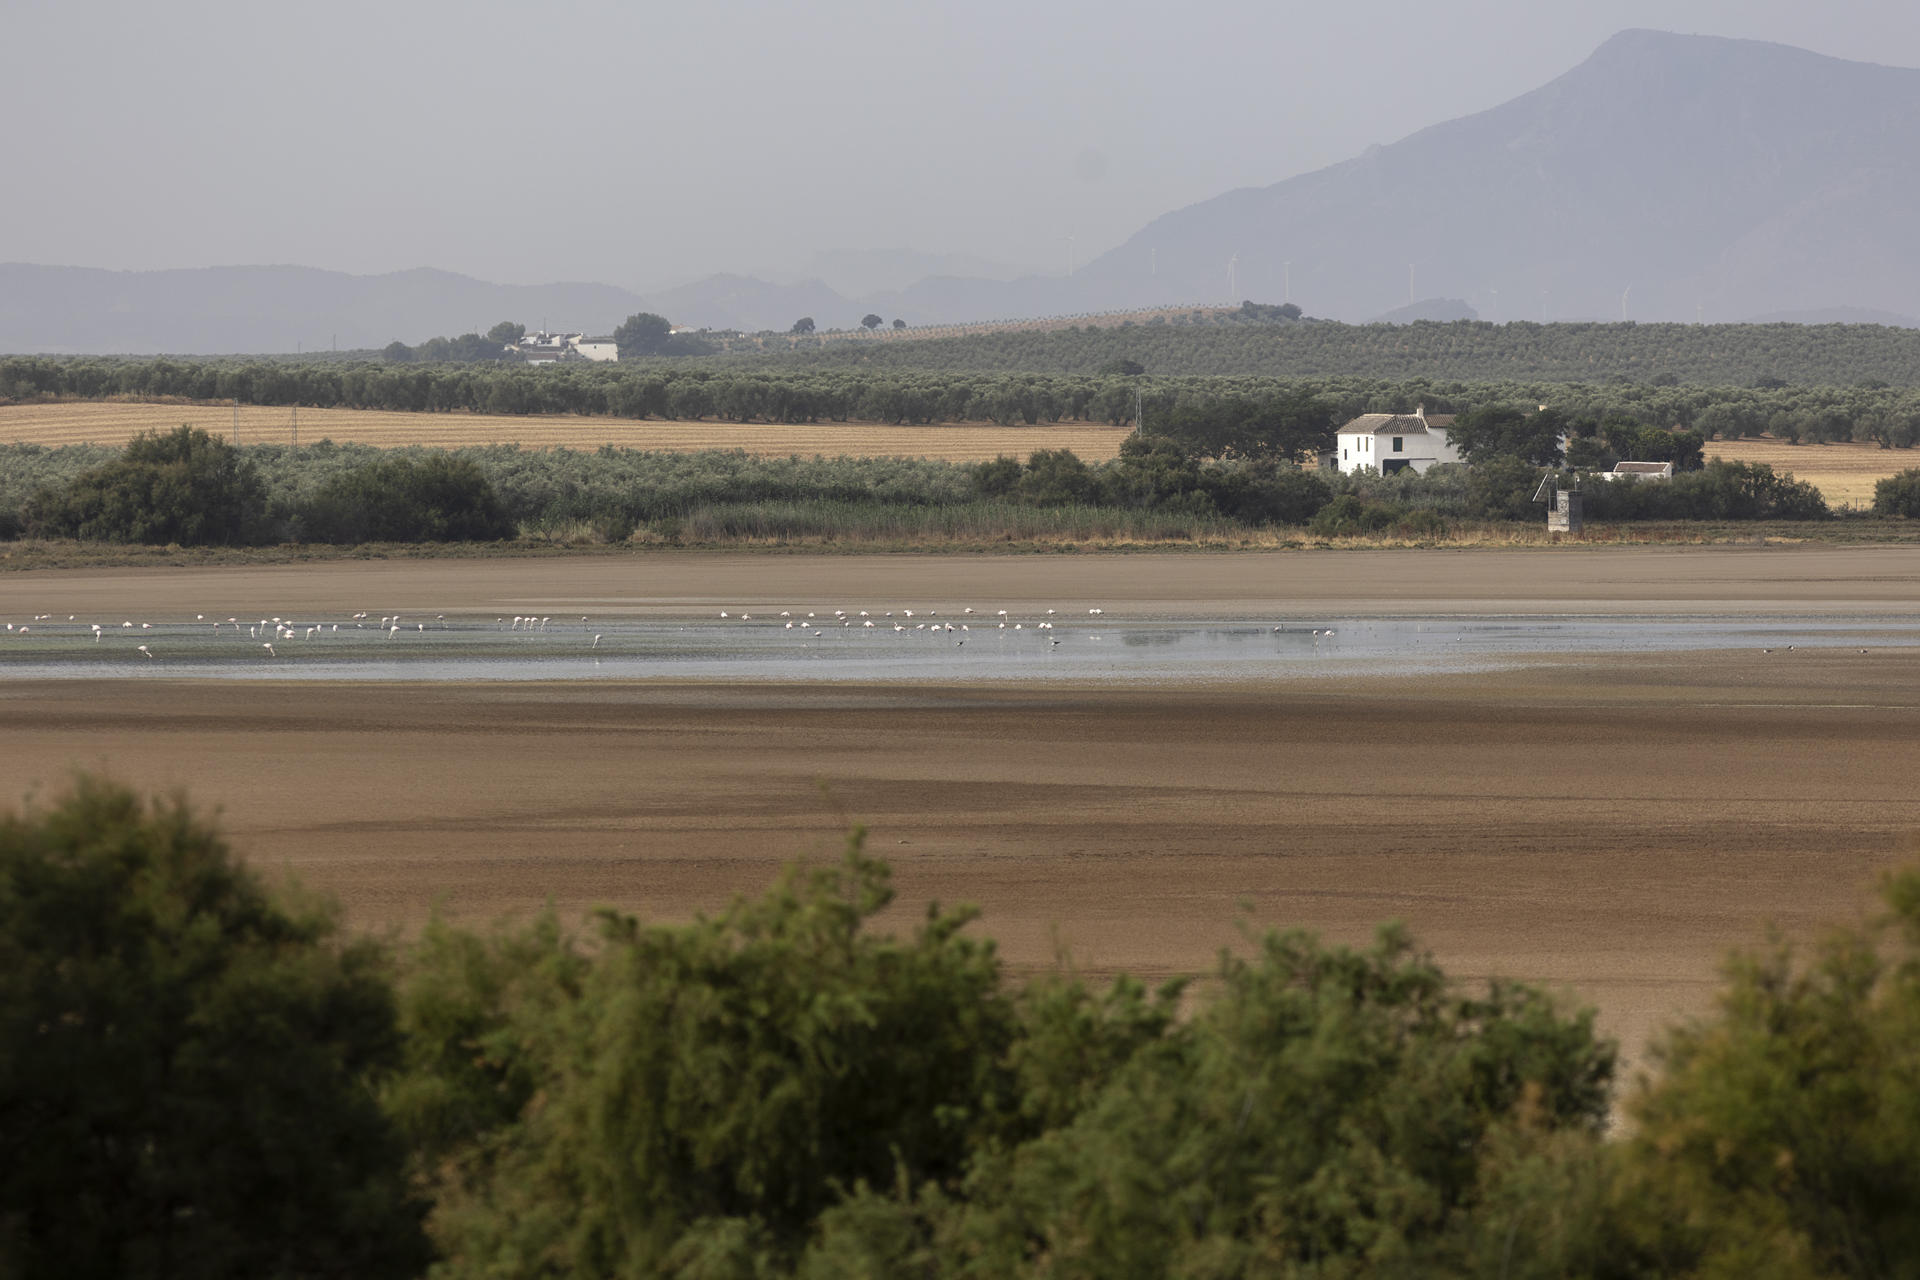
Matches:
[1040,29,1920,325]
[10,31,1920,350]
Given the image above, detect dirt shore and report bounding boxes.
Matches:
[5,546,1920,1065]
[8,544,1920,619]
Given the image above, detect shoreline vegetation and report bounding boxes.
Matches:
[0,417,1895,565]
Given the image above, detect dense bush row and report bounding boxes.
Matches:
[7,776,1920,1277]
[11,429,515,546]
[2,427,1843,547]
[11,355,1920,447]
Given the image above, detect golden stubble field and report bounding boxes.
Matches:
[5,546,1920,1066]
[0,401,1130,462]
[1707,437,1913,507]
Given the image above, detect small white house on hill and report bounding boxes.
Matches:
[1333,406,1461,474]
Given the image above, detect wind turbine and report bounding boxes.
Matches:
[1621,286,1631,322]
[1227,251,1239,300]
[1065,231,1077,277]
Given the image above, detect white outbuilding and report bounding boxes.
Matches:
[1333,405,1461,475]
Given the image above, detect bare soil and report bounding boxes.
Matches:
[5,546,1920,1065]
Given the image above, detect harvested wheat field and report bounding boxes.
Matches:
[1708,436,1915,507]
[0,401,1129,461]
[5,546,1920,1065]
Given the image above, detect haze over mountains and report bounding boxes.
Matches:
[5,29,1918,354]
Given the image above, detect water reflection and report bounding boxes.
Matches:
[3,611,1916,683]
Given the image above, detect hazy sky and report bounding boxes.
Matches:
[6,0,1919,292]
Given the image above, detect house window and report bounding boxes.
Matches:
[1392,436,1404,452]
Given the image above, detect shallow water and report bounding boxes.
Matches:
[4,610,1917,683]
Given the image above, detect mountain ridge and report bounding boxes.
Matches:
[7,30,1920,352]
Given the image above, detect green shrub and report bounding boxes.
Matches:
[1584,460,1829,521]
[299,454,514,543]
[971,454,1024,498]
[0,777,429,1278]
[395,835,1017,1275]
[1605,869,1920,1276]
[1873,468,1920,517]
[1311,493,1403,535]
[1018,448,1096,505]
[23,425,270,545]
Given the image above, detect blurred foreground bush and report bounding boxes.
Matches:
[0,776,429,1278]
[5,775,1919,1277]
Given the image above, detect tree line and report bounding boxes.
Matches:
[745,315,1920,387]
[12,355,1920,448]
[5,773,1920,1277]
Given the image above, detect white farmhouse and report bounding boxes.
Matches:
[513,332,618,364]
[1332,405,1461,475]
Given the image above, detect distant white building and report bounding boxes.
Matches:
[513,332,617,364]
[1595,460,1674,481]
[1333,405,1461,474]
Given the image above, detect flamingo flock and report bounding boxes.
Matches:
[0,602,1146,666]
